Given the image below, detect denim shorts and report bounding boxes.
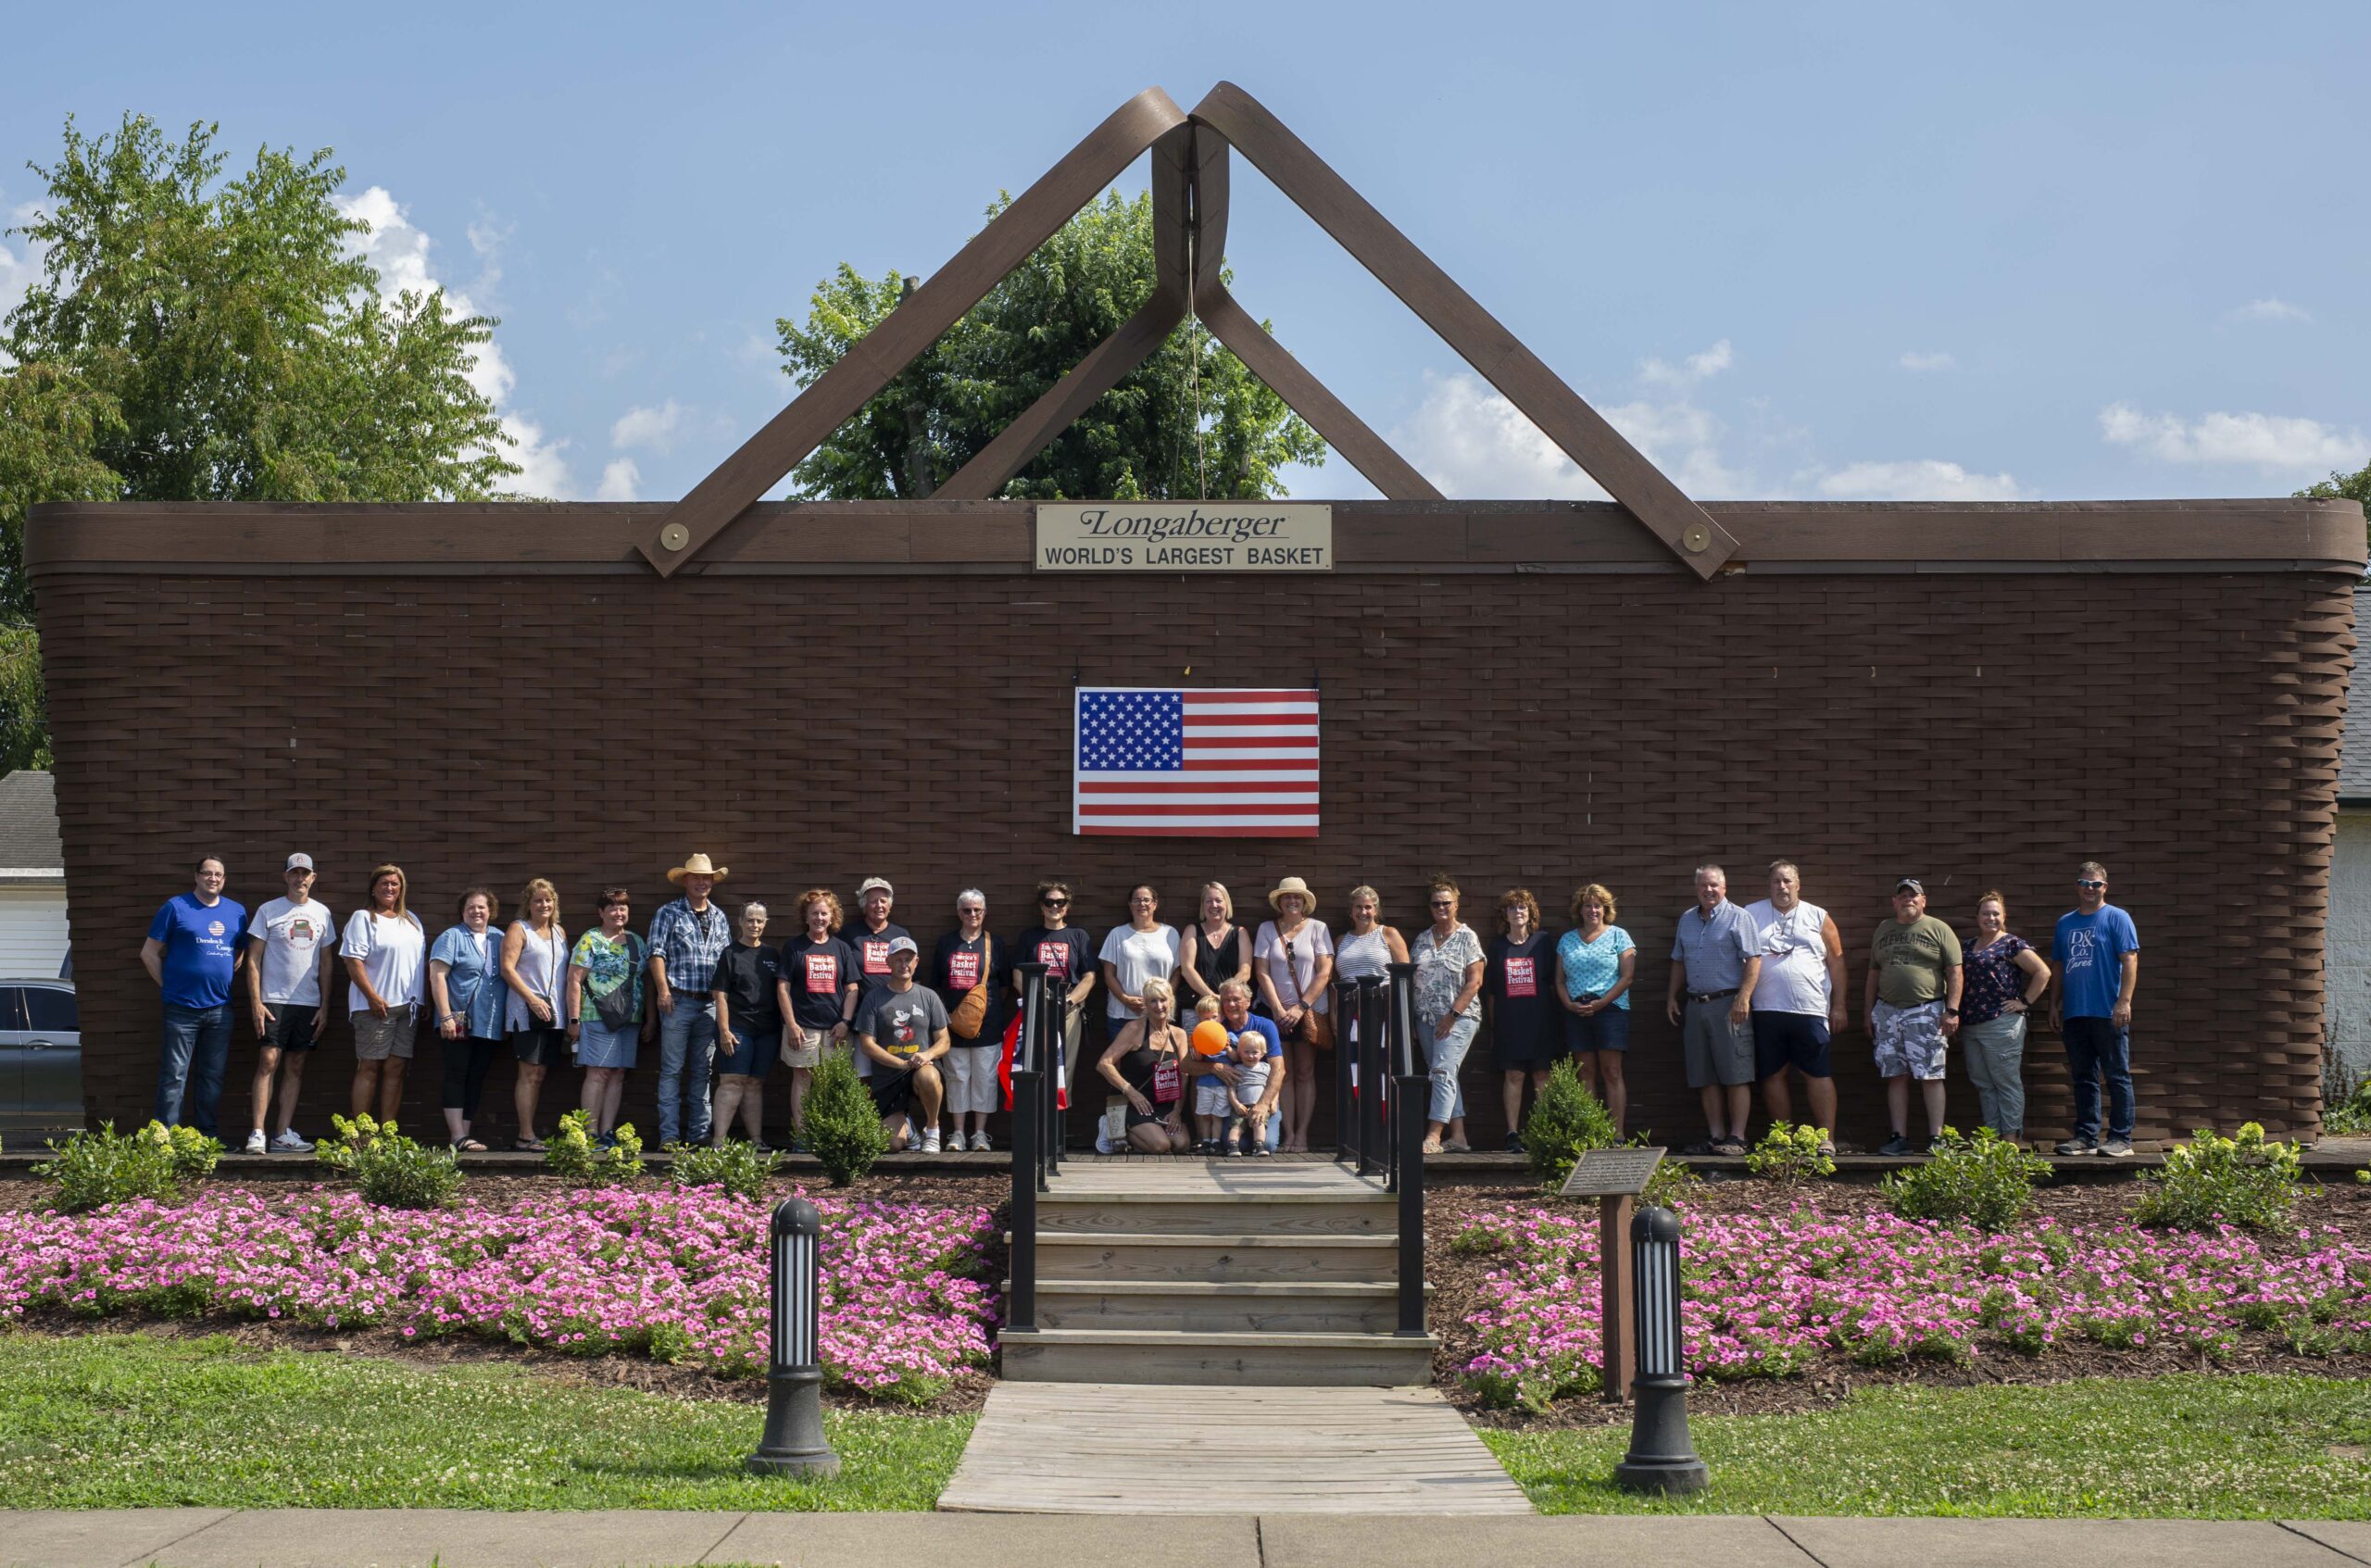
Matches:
[1562,1006,1631,1054]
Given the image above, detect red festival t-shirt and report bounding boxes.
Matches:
[1504,956,1538,998]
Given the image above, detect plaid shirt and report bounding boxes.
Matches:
[648,897,732,997]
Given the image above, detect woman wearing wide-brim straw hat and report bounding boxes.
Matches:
[1254,874,1335,1154]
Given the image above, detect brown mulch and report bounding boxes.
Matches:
[10,1165,2369,1425]
[1426,1175,2371,1429]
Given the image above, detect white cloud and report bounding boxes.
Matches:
[0,200,49,339]
[1898,351,1958,371]
[1814,459,2026,501]
[2228,297,2310,324]
[1639,338,1734,388]
[610,400,685,453]
[2099,402,2367,472]
[1389,371,1748,500]
[594,458,640,502]
[336,185,571,498]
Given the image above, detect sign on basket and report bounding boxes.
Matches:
[1035,502,1333,571]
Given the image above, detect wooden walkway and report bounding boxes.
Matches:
[938,1382,1533,1515]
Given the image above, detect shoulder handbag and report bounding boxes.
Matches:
[949,935,993,1039]
[590,934,644,1030]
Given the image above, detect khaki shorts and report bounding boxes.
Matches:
[352,1006,418,1061]
[780,1025,829,1070]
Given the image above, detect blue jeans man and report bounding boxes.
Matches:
[155,1001,233,1135]
[2061,1015,2134,1145]
[656,996,717,1145]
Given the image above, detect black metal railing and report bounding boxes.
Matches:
[1007,960,1049,1334]
[1387,960,1424,1334]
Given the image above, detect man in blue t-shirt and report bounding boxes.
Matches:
[2049,859,2140,1158]
[140,856,250,1135]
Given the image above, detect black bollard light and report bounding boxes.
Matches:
[746,1196,841,1478]
[1612,1205,1708,1494]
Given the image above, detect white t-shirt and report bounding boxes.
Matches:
[341,909,426,1014]
[1744,898,1832,1017]
[246,897,339,1007]
[1254,919,1336,1014]
[1098,922,1180,1020]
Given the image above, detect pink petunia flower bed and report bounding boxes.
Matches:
[0,1185,997,1405]
[1454,1199,2371,1413]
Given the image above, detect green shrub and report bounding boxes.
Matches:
[313,1114,463,1210]
[544,1110,644,1184]
[1882,1126,2051,1229]
[1746,1122,1835,1185]
[1640,1156,1702,1210]
[1522,1058,1620,1190]
[2133,1123,2302,1232]
[665,1138,781,1199]
[35,1121,190,1212]
[805,1051,889,1186]
[2323,1076,2371,1137]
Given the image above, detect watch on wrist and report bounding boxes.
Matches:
[1944,1008,1961,1018]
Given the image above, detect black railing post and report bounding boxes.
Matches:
[1332,977,1358,1161]
[1357,974,1386,1177]
[1386,962,1418,1192]
[1009,1067,1039,1332]
[1043,973,1068,1174]
[1394,1064,1426,1336]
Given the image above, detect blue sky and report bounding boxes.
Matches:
[3,1,2364,505]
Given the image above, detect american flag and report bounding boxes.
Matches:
[1073,687,1320,838]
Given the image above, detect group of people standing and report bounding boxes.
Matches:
[141,850,2140,1160]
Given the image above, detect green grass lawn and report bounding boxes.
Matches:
[1486,1374,2371,1517]
[0,1332,970,1510]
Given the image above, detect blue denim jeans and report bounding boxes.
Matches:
[2061,1015,2134,1142]
[657,996,717,1145]
[156,1001,232,1135]
[1422,1012,1477,1124]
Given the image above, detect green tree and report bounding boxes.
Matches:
[0,113,521,771]
[777,190,1325,500]
[2299,460,2371,547]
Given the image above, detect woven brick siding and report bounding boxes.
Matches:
[38,568,2351,1148]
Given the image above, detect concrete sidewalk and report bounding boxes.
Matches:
[6,1511,2368,1568]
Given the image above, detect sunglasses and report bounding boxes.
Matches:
[2077,880,2105,890]
[1041,897,1068,909]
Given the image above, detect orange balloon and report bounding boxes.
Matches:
[1191,1020,1231,1056]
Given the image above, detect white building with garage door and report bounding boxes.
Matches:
[0,771,69,978]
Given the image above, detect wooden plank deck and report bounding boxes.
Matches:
[938,1382,1532,1515]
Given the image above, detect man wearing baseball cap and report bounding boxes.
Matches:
[241,853,338,1153]
[1863,877,1963,1156]
[853,935,948,1152]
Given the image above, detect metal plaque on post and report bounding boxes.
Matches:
[1560,1147,1664,1198]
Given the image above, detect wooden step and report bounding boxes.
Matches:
[1036,1193,1391,1236]
[999,1327,1438,1386]
[1019,1231,1402,1284]
[1011,1278,1427,1334]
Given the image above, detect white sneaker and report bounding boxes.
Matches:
[970,1131,993,1152]
[1094,1129,1114,1155]
[270,1129,314,1153]
[921,1129,942,1153]
[243,1129,267,1155]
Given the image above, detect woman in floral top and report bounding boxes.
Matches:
[565,886,651,1149]
[1411,878,1487,1154]
[1959,890,2050,1142]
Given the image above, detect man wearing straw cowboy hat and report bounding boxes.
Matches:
[649,851,734,1147]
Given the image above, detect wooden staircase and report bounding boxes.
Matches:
[999,1159,1436,1386]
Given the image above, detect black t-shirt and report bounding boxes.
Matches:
[1013,924,1093,998]
[712,942,784,1032]
[784,935,859,1030]
[1487,931,1561,1055]
[847,921,912,1011]
[933,931,1011,1047]
[1186,923,1246,997]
